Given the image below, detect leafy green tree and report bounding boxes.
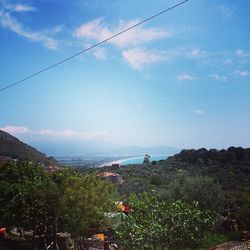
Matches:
[165,174,224,211]
[0,162,116,249]
[143,154,150,164]
[149,175,163,186]
[115,191,216,250]
[0,161,55,233]
[60,174,116,240]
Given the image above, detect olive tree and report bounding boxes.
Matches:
[165,174,224,211]
[60,174,116,240]
[115,191,216,250]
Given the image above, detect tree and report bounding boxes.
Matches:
[143,154,150,164]
[60,174,116,241]
[0,161,61,249]
[0,162,116,249]
[0,161,55,232]
[165,174,224,211]
[115,191,216,250]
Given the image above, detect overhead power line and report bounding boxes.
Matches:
[0,0,189,93]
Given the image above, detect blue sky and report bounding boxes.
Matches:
[0,0,250,150]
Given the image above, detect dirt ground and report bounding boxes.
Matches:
[212,240,250,250]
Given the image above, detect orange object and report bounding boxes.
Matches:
[94,233,105,241]
[117,203,125,211]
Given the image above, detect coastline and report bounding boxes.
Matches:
[97,156,143,167]
[98,155,169,167]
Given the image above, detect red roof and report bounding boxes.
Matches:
[97,172,120,177]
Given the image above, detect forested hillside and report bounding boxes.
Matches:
[0,130,57,164]
[92,147,250,229]
[171,147,250,189]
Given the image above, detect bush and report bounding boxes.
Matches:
[115,191,216,250]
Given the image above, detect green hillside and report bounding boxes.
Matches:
[90,147,250,229]
[0,130,57,164]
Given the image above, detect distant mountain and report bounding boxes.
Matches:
[110,145,180,157]
[0,130,57,164]
[32,140,121,157]
[32,139,179,157]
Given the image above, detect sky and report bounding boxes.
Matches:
[0,0,250,151]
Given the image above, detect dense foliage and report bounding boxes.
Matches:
[94,147,250,229]
[1,146,250,249]
[0,130,56,164]
[165,174,224,211]
[60,174,115,238]
[0,161,54,232]
[115,192,216,250]
[0,161,116,239]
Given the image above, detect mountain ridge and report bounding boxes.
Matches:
[32,140,179,157]
[0,130,57,164]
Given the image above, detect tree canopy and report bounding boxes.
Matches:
[0,161,116,239]
[115,191,216,250]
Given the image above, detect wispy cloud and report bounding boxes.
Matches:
[122,48,165,70]
[218,5,237,18]
[0,3,58,49]
[235,49,250,58]
[75,19,240,72]
[92,47,107,60]
[210,74,227,82]
[234,69,250,77]
[73,18,171,69]
[177,73,195,81]
[74,18,170,48]
[223,58,233,65]
[5,4,36,12]
[194,109,205,115]
[0,126,110,140]
[185,48,206,58]
[1,1,36,12]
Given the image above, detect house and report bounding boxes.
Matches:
[97,172,123,184]
[43,165,59,173]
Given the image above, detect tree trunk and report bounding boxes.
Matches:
[53,216,59,250]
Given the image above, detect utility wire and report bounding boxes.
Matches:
[0,0,189,93]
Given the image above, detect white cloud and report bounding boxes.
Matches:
[186,48,206,58]
[234,69,250,77]
[1,1,36,12]
[177,73,195,81]
[74,19,110,41]
[92,47,107,60]
[74,18,170,48]
[236,49,250,58]
[0,10,58,50]
[0,126,110,140]
[194,109,205,115]
[73,20,217,70]
[218,5,237,18]
[224,58,233,65]
[210,74,227,82]
[1,126,30,134]
[52,25,64,34]
[10,4,35,12]
[14,4,35,12]
[122,48,165,70]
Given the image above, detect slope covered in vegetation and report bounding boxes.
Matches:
[92,147,250,229]
[0,130,57,164]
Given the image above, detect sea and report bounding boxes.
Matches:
[105,155,170,166]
